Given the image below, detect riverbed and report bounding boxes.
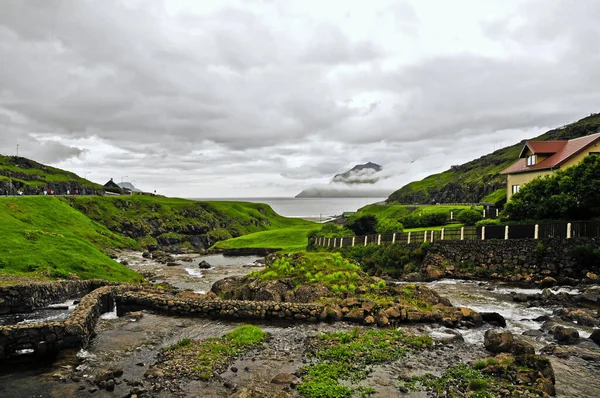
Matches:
[1,253,599,397]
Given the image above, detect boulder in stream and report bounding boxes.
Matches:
[484,330,514,353]
[198,260,212,269]
[553,326,580,345]
[481,312,507,328]
[590,329,600,346]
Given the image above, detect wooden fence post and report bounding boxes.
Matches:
[392,233,396,244]
[496,209,499,217]
[567,223,572,239]
[481,226,485,240]
[441,228,444,240]
[364,236,368,246]
[424,230,427,242]
[534,224,539,239]
[450,211,453,221]
[430,230,434,243]
[352,237,356,246]
[505,225,509,240]
[377,235,381,245]
[407,232,411,244]
[327,238,330,247]
[460,227,464,240]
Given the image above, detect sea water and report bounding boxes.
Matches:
[190,197,386,220]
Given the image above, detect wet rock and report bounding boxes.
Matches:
[223,380,237,390]
[555,308,598,327]
[198,260,212,269]
[231,366,238,373]
[94,369,115,384]
[512,293,528,303]
[586,272,599,282]
[511,339,535,355]
[538,276,557,288]
[340,297,359,307]
[142,251,150,258]
[166,262,180,267]
[106,379,115,391]
[293,283,330,303]
[522,330,544,338]
[89,386,99,393]
[481,312,507,328]
[344,308,365,323]
[590,329,600,346]
[113,368,124,378]
[484,330,514,353]
[553,326,580,344]
[384,306,402,319]
[361,300,375,312]
[144,368,164,379]
[364,315,376,325]
[270,373,297,384]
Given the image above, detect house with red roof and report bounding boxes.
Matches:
[501,132,600,200]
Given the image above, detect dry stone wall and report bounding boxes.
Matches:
[0,285,120,359]
[424,238,600,282]
[0,280,117,314]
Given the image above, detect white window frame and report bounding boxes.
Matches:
[512,185,521,194]
[526,154,537,166]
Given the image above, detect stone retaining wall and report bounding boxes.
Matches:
[116,291,327,322]
[0,285,120,359]
[424,238,600,282]
[0,280,117,315]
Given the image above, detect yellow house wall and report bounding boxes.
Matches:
[506,170,553,200]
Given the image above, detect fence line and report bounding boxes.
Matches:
[312,221,600,248]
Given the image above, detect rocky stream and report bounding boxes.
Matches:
[1,252,599,397]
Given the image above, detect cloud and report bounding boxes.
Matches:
[0,0,599,197]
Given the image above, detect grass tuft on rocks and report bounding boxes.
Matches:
[157,325,267,380]
[297,328,432,398]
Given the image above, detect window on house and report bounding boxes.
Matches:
[526,155,537,166]
[512,185,520,194]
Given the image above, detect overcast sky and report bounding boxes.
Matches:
[1,0,599,197]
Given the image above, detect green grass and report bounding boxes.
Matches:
[388,113,600,204]
[212,223,316,252]
[297,329,432,398]
[67,196,315,249]
[249,252,366,291]
[0,155,102,194]
[356,204,478,220]
[0,196,142,282]
[404,223,463,232]
[159,325,267,380]
[480,189,507,204]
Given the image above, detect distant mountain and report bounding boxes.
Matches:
[332,162,383,184]
[296,162,390,198]
[387,113,600,204]
[0,155,101,195]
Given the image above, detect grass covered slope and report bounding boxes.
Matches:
[67,196,314,252]
[0,155,101,195]
[388,113,600,204]
[0,197,142,282]
[211,223,316,252]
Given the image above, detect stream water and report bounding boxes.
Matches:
[1,253,599,397]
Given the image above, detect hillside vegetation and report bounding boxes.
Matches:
[388,113,600,204]
[67,196,314,252]
[0,197,141,282]
[0,155,102,195]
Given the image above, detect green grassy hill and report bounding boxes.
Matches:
[67,196,315,252]
[212,224,317,252]
[0,197,142,282]
[0,155,102,195]
[388,113,600,204]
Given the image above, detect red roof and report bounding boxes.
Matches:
[518,141,566,158]
[501,132,600,175]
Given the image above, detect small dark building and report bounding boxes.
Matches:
[103,178,120,189]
